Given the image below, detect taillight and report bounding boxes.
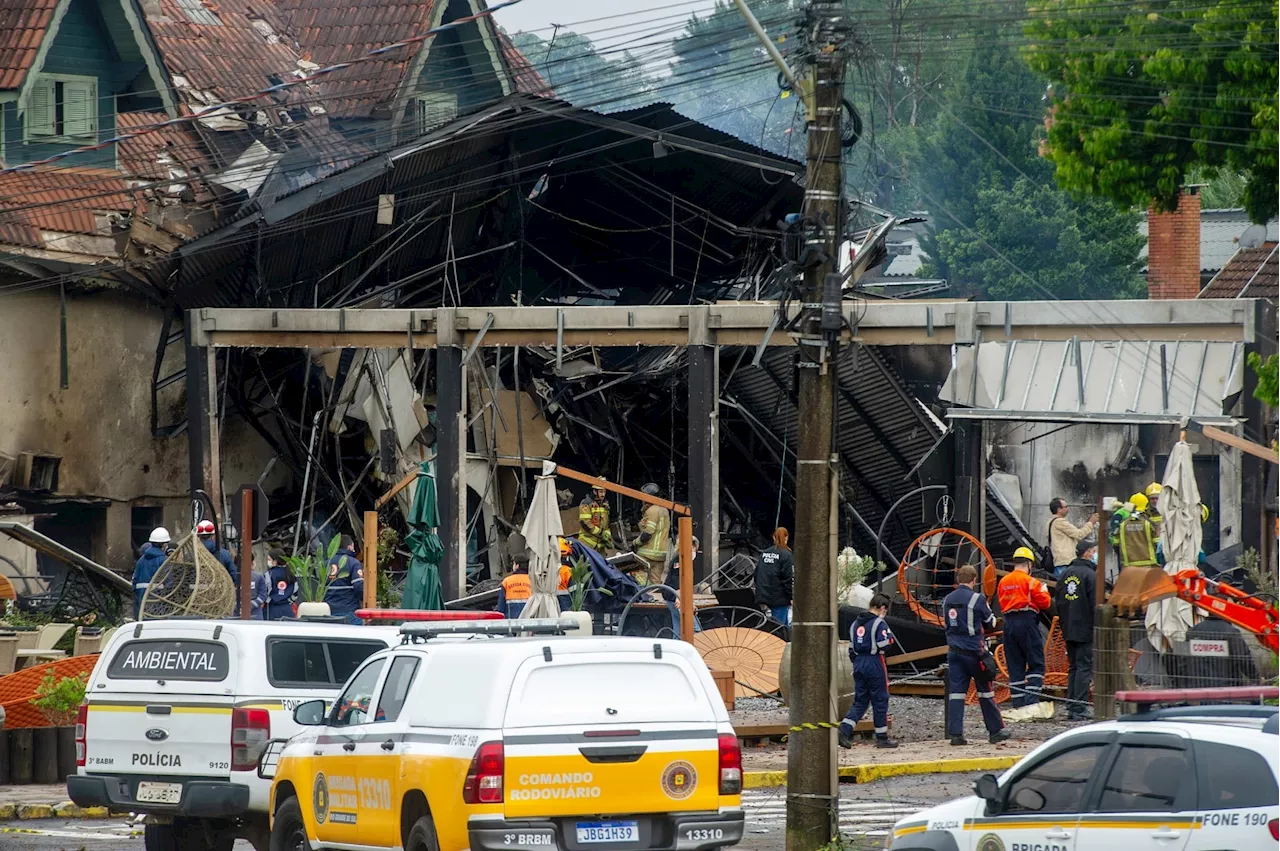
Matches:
[462,741,504,804]
[75,703,88,768]
[718,733,742,795]
[1269,819,1278,841]
[231,708,271,771]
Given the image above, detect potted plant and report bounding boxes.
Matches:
[31,671,87,782]
[286,534,346,618]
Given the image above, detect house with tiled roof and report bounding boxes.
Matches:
[1199,241,1279,303]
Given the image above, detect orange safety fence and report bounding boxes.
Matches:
[0,653,99,728]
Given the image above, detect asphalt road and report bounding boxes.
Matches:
[0,774,981,851]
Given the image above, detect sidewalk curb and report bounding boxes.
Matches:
[0,802,114,820]
[743,755,1023,789]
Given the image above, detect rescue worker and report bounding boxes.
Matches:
[196,519,236,584]
[997,547,1053,722]
[942,565,1010,746]
[496,557,532,618]
[578,478,613,552]
[557,538,573,611]
[754,527,794,625]
[633,483,672,586]
[1145,482,1164,539]
[131,527,171,619]
[246,546,270,620]
[1046,498,1098,580]
[838,593,899,749]
[1118,492,1158,569]
[322,535,365,624]
[265,548,297,620]
[1055,540,1097,721]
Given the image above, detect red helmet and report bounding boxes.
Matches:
[196,520,216,536]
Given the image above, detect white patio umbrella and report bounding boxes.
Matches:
[519,461,564,619]
[1145,440,1203,649]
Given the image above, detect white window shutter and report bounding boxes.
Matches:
[27,78,54,136]
[63,80,97,136]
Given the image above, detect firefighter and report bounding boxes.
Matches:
[1145,482,1164,538]
[633,483,671,586]
[838,593,899,749]
[578,478,613,552]
[997,547,1053,722]
[1119,492,1158,569]
[557,537,573,611]
[942,565,1010,746]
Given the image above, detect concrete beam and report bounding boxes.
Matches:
[436,344,465,601]
[185,300,1259,350]
[688,345,719,582]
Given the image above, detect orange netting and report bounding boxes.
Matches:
[0,654,98,727]
[897,528,995,628]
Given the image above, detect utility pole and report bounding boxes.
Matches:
[787,3,850,850]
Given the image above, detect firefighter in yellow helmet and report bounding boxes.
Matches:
[1118,492,1157,569]
[1144,482,1164,539]
[633,483,672,587]
[578,478,614,552]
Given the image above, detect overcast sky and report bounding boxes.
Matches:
[492,0,718,39]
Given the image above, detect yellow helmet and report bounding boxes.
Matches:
[1145,482,1162,497]
[1012,546,1037,562]
[1130,493,1149,512]
[558,537,571,556]
[1200,504,1210,523]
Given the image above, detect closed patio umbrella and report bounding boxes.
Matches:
[519,463,564,619]
[1146,441,1202,649]
[402,461,445,610]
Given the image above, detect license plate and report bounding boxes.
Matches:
[576,821,638,844]
[135,781,182,805]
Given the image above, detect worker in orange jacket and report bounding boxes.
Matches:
[997,547,1053,722]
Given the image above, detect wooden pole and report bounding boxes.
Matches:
[678,516,694,644]
[1098,498,1110,594]
[240,489,253,620]
[364,510,378,610]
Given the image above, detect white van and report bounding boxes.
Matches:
[68,619,398,851]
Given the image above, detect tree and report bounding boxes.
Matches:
[1023,0,1279,223]
[509,29,656,112]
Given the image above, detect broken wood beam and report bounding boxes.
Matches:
[375,467,421,510]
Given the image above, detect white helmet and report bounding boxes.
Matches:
[149,527,171,544]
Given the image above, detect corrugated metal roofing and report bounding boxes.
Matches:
[940,339,1243,424]
[0,0,57,90]
[1199,243,1278,301]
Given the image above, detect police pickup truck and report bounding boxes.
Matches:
[886,705,1278,851]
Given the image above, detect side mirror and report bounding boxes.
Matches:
[292,699,327,726]
[974,773,1001,804]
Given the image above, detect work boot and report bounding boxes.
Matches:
[1067,709,1093,722]
[875,736,899,749]
[1001,705,1026,724]
[949,736,968,746]
[837,725,855,749]
[989,729,1012,745]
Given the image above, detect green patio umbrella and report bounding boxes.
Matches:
[402,461,445,610]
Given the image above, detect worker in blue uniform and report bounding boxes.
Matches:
[323,535,365,624]
[942,564,1011,746]
[265,548,297,620]
[838,593,899,749]
[131,527,171,619]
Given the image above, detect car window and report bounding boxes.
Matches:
[1005,744,1106,815]
[1098,745,1190,813]
[330,658,386,728]
[1194,741,1278,811]
[374,657,420,724]
[267,639,386,688]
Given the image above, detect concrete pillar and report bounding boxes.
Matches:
[183,328,222,523]
[436,310,466,602]
[952,420,983,535]
[687,334,719,582]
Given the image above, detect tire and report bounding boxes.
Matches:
[405,814,441,851]
[269,798,311,851]
[145,824,178,851]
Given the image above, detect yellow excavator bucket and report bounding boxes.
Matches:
[1109,567,1180,615]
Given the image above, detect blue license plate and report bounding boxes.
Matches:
[576,821,639,844]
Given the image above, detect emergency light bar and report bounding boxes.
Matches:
[1115,686,1279,706]
[399,618,580,642]
[358,608,504,623]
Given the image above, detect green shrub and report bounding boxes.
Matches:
[32,671,88,726]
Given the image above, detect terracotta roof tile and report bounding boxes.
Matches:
[1199,242,1279,301]
[0,0,57,90]
[115,111,213,180]
[498,31,551,98]
[0,168,140,249]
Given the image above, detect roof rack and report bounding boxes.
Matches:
[399,618,579,643]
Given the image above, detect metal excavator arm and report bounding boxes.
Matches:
[1110,566,1279,655]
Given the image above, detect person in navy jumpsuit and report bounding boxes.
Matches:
[323,536,365,624]
[838,593,899,748]
[943,564,1011,746]
[265,549,297,620]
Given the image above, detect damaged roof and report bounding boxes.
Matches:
[0,0,57,90]
[0,167,139,250]
[116,110,214,181]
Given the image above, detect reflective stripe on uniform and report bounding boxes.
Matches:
[965,592,979,634]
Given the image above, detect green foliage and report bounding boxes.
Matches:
[567,555,610,612]
[1247,352,1279,409]
[32,671,88,727]
[836,547,881,600]
[287,534,345,604]
[508,29,657,112]
[374,527,401,608]
[1023,0,1279,223]
[1237,547,1276,601]
[1190,167,1248,209]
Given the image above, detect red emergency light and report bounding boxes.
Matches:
[1115,685,1279,704]
[356,608,505,622]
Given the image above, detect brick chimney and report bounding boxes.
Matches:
[1147,187,1201,299]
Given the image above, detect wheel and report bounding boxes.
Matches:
[145,824,178,851]
[269,798,311,851]
[405,814,441,851]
